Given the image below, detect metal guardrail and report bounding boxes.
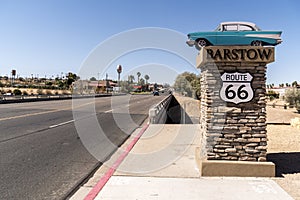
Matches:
[0,94,113,104]
[1,94,71,100]
[149,94,172,124]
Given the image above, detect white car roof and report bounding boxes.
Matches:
[220,21,256,27]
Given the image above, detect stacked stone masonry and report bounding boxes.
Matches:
[200,63,268,162]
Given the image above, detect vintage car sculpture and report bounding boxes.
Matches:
[186,21,282,50]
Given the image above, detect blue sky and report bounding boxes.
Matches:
[0,0,299,85]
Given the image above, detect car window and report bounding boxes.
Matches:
[254,25,261,31]
[239,24,254,31]
[223,24,238,31]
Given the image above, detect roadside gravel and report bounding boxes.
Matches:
[267,102,300,200]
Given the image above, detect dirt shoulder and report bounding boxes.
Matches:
[267,103,300,200]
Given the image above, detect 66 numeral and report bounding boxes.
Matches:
[225,84,249,100]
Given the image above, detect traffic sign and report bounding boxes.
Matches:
[220,72,254,104]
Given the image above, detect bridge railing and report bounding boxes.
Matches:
[149,94,172,124]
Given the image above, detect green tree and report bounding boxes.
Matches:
[144,74,150,84]
[137,72,141,84]
[65,72,78,88]
[45,81,53,86]
[191,77,201,99]
[140,78,145,86]
[57,81,64,89]
[292,81,298,88]
[173,72,200,99]
[285,88,300,107]
[90,77,97,81]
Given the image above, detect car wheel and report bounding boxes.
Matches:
[251,40,263,46]
[196,39,208,50]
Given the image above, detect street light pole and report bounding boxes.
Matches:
[97,72,100,93]
[117,65,122,93]
[106,73,109,94]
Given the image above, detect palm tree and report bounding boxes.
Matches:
[144,74,150,84]
[128,75,135,83]
[140,78,145,86]
[137,72,141,84]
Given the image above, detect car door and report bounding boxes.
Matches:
[238,24,256,45]
[216,24,239,45]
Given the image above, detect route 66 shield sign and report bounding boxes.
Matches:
[220,72,254,104]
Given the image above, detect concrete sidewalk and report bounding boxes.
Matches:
[71,124,293,200]
[96,176,292,200]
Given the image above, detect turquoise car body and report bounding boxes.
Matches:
[187,22,282,49]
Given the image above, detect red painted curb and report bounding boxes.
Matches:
[84,123,149,200]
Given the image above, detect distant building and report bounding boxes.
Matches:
[267,87,287,97]
[266,86,300,98]
[72,80,117,94]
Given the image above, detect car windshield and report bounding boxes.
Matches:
[214,25,221,31]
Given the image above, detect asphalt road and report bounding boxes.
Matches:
[0,94,165,200]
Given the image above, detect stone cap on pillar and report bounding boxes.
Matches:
[196,46,275,68]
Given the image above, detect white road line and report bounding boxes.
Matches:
[104,109,113,113]
[104,105,129,113]
[49,120,75,129]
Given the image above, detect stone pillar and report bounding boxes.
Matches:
[197,46,274,162]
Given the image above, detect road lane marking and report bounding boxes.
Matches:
[104,109,113,113]
[103,104,130,114]
[49,120,75,129]
[0,109,65,122]
[0,101,95,122]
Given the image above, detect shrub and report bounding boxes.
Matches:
[22,91,28,96]
[285,88,300,106]
[46,90,52,95]
[13,89,22,96]
[266,90,279,100]
[37,89,44,95]
[63,91,71,95]
[45,81,53,86]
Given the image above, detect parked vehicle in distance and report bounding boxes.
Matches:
[186,21,282,50]
[153,90,159,96]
